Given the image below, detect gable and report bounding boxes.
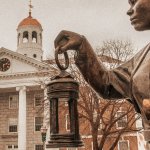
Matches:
[0,55,38,74]
[0,47,53,76]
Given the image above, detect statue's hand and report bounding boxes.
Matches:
[54,30,83,53]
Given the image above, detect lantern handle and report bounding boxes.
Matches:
[55,47,69,70]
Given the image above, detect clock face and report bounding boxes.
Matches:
[0,58,11,72]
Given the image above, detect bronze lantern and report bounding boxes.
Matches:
[46,49,83,148]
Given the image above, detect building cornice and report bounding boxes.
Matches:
[0,71,50,80]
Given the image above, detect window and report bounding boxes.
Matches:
[135,114,143,129]
[34,94,43,107]
[35,117,43,131]
[23,31,28,43]
[93,112,102,130]
[9,95,18,109]
[116,111,127,129]
[35,145,43,150]
[93,112,97,122]
[8,118,18,133]
[66,114,70,131]
[98,119,103,130]
[118,140,129,150]
[32,31,37,43]
[33,54,37,58]
[7,145,18,149]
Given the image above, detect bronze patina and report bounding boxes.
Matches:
[46,49,83,148]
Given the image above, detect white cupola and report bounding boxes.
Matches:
[16,3,43,61]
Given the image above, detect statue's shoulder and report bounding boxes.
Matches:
[133,43,150,66]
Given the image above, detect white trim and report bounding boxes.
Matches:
[66,114,70,131]
[91,142,93,150]
[65,101,68,106]
[17,86,26,150]
[135,114,143,129]
[81,133,137,139]
[116,110,127,129]
[98,119,103,130]
[91,141,103,150]
[67,148,78,150]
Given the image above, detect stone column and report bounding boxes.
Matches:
[16,86,27,150]
[42,87,49,128]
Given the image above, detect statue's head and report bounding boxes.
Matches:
[127,0,150,31]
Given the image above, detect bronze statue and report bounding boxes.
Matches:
[54,0,150,142]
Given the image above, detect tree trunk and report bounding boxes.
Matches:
[98,134,107,150]
[92,130,99,150]
[109,131,123,150]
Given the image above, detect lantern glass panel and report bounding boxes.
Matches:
[58,101,70,134]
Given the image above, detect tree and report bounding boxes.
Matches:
[38,39,140,150]
[96,39,134,68]
[69,39,141,150]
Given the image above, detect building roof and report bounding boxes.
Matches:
[18,15,42,29]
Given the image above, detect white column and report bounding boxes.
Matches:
[41,86,50,150]
[16,86,27,150]
[43,88,49,128]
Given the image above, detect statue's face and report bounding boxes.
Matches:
[127,0,150,31]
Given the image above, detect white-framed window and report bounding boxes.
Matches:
[118,140,130,150]
[23,31,29,43]
[35,145,43,150]
[9,95,18,109]
[93,111,97,122]
[66,114,70,131]
[135,114,143,129]
[93,112,102,130]
[35,117,43,131]
[116,111,127,129]
[8,118,18,133]
[98,119,103,130]
[67,148,78,150]
[34,94,43,107]
[6,145,18,150]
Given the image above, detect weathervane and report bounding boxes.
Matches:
[29,0,33,17]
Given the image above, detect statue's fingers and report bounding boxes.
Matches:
[54,30,68,48]
[60,39,82,53]
[60,41,75,52]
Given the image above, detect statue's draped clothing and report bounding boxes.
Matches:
[75,39,150,129]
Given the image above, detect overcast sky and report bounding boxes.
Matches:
[0,0,150,58]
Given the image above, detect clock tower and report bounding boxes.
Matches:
[16,1,43,61]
